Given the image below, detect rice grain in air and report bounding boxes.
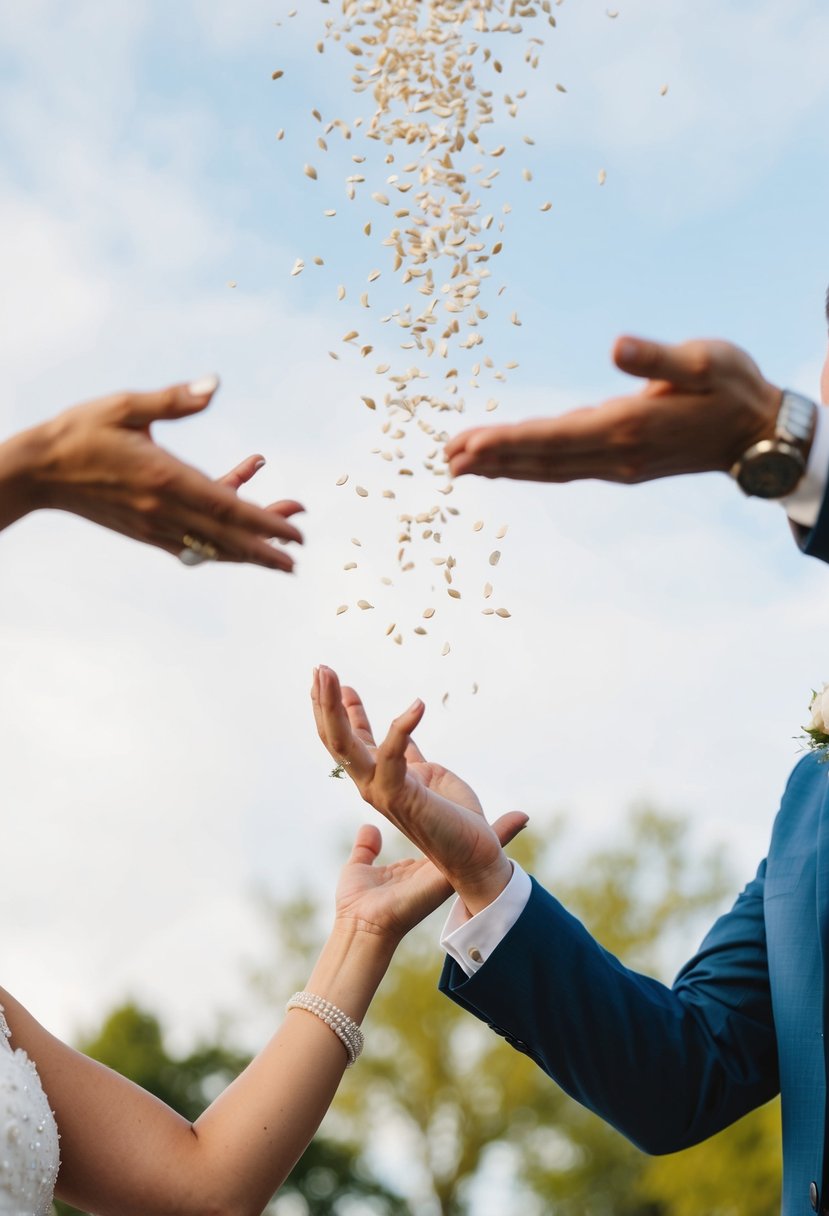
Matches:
[357,600,374,610]
[489,551,501,566]
[336,474,348,486]
[336,604,348,615]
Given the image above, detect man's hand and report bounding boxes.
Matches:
[312,665,527,916]
[1,376,304,571]
[445,336,783,485]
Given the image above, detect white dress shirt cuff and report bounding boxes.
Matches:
[440,863,533,976]
[783,404,829,528]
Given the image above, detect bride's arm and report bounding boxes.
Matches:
[0,826,450,1216]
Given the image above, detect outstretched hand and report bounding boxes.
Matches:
[313,665,527,920]
[3,377,304,571]
[445,335,782,485]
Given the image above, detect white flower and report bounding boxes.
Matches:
[810,684,829,735]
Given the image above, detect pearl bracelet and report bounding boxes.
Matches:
[286,991,365,1067]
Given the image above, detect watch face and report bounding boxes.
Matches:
[737,447,805,499]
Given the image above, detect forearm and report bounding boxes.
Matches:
[190,920,395,1216]
[441,878,778,1154]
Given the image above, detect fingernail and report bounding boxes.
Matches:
[407,698,423,714]
[187,373,221,399]
[254,457,266,471]
[617,340,638,362]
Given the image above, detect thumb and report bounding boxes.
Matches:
[119,374,221,428]
[491,811,529,847]
[350,823,383,865]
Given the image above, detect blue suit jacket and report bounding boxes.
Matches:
[441,512,829,1216]
[440,755,829,1213]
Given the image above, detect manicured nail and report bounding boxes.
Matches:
[407,698,423,714]
[254,457,266,471]
[187,373,221,399]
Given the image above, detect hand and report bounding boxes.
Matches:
[334,823,454,945]
[2,377,304,571]
[445,335,783,484]
[312,666,527,917]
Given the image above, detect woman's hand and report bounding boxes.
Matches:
[313,666,527,917]
[0,376,304,571]
[335,823,454,945]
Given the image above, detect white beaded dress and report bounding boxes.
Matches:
[0,1006,60,1216]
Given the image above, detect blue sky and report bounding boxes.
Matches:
[3,0,829,1058]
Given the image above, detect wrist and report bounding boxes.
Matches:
[0,423,50,529]
[730,379,783,462]
[310,920,397,1023]
[455,855,514,918]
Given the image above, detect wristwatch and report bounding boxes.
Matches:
[730,390,817,499]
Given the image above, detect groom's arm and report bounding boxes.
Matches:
[439,861,778,1156]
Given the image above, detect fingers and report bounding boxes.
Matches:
[404,736,427,764]
[117,375,221,428]
[265,499,305,521]
[491,811,529,846]
[218,454,266,491]
[446,413,610,482]
[340,685,378,747]
[349,823,383,866]
[612,335,734,391]
[316,666,376,780]
[174,465,305,545]
[377,698,426,767]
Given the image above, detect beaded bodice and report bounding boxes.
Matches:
[0,1006,60,1216]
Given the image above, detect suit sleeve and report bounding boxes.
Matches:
[439,863,778,1155]
[792,478,829,563]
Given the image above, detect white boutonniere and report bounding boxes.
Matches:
[803,683,829,760]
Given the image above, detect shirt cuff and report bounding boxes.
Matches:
[439,863,533,976]
[784,404,829,528]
